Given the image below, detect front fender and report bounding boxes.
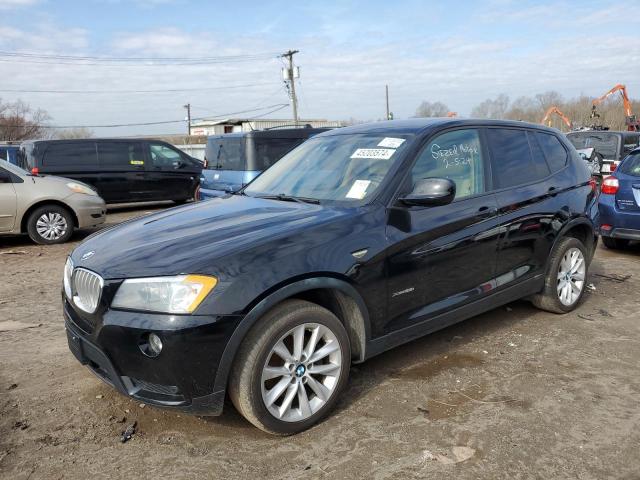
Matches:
[212,276,371,393]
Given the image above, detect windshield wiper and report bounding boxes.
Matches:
[255,193,320,204]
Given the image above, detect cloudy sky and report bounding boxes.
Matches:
[1,0,639,135]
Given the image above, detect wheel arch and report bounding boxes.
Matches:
[20,200,78,233]
[213,276,371,394]
[555,217,597,261]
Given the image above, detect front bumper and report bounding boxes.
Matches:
[63,296,242,415]
[69,194,107,228]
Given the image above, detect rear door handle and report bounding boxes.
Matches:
[548,186,558,196]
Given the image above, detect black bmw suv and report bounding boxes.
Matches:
[63,119,598,434]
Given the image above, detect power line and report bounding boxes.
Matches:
[0,50,280,66]
[0,103,290,129]
[0,82,279,94]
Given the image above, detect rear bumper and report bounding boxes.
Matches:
[63,297,241,416]
[600,227,640,241]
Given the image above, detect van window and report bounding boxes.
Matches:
[619,152,640,176]
[536,132,567,172]
[149,143,183,170]
[252,138,303,170]
[411,129,485,199]
[624,134,639,152]
[566,132,620,159]
[205,137,245,171]
[98,142,145,168]
[43,142,98,167]
[487,129,547,188]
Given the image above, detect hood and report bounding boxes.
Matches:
[72,195,350,279]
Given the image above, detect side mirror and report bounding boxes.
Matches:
[399,177,456,207]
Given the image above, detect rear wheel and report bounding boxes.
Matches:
[26,205,74,245]
[531,237,588,313]
[602,237,629,250]
[229,300,350,435]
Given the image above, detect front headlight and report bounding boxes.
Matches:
[63,257,74,299]
[67,182,97,196]
[111,275,217,314]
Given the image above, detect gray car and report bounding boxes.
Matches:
[0,159,106,244]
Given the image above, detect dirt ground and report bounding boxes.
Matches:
[1,203,639,480]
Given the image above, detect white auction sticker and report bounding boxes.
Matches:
[378,137,405,148]
[346,179,371,199]
[350,148,395,160]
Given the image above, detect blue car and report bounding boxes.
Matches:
[199,127,330,200]
[598,147,640,248]
[0,144,19,165]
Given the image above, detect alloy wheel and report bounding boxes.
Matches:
[556,247,586,306]
[36,212,68,241]
[260,323,342,422]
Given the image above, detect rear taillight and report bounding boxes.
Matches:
[31,167,39,175]
[610,163,618,172]
[601,176,619,194]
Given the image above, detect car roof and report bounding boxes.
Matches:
[313,118,558,137]
[207,127,331,141]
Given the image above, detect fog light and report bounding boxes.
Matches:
[139,333,163,357]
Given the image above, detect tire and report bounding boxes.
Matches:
[602,237,629,250]
[26,205,74,245]
[229,299,351,435]
[531,237,589,314]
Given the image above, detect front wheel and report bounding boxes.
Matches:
[531,237,588,313]
[229,300,350,435]
[26,205,74,245]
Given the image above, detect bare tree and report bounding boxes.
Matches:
[414,101,449,118]
[471,94,510,119]
[56,127,94,139]
[0,99,51,141]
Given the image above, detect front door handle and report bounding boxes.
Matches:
[478,205,498,217]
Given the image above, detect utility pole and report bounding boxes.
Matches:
[183,103,191,136]
[281,49,299,125]
[385,85,390,120]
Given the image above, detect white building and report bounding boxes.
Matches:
[189,118,344,136]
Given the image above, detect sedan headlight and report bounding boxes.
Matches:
[112,275,217,314]
[63,257,74,299]
[67,182,97,196]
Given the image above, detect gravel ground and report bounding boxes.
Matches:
[1,203,639,480]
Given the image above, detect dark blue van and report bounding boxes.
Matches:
[199,127,330,199]
[0,144,19,165]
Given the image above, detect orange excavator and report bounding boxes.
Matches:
[446,111,458,118]
[541,106,572,130]
[591,84,640,131]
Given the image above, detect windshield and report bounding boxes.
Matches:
[619,152,640,177]
[0,158,27,176]
[244,133,412,203]
[567,132,620,159]
[205,137,245,171]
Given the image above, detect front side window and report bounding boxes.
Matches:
[149,143,183,170]
[411,129,485,199]
[245,133,412,203]
[43,142,98,167]
[487,128,547,188]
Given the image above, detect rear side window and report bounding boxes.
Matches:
[252,138,304,170]
[42,142,97,167]
[205,138,245,171]
[98,142,145,168]
[619,153,640,176]
[486,128,548,188]
[536,132,567,172]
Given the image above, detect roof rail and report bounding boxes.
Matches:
[263,124,315,130]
